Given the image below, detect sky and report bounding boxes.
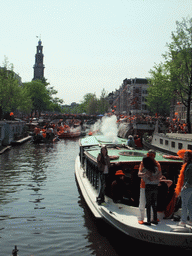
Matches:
[1,0,192,105]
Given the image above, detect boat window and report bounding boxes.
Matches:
[178,143,183,150]
[165,140,169,146]
[171,141,175,148]
[188,144,192,150]
[160,139,163,144]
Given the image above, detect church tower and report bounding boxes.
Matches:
[33,39,45,80]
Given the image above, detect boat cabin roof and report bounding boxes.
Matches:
[80,135,182,164]
[156,133,192,141]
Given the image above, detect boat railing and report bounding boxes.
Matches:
[84,156,99,190]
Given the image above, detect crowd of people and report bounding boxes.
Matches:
[116,113,189,134]
[96,146,192,227]
[167,118,188,133]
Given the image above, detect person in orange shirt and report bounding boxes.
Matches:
[138,150,161,224]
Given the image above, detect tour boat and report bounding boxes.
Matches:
[142,121,192,155]
[143,133,192,156]
[75,134,192,248]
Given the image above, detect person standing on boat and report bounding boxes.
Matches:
[138,150,161,224]
[97,145,111,205]
[175,151,192,227]
[138,156,162,225]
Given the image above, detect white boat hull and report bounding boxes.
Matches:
[151,133,192,155]
[75,156,192,248]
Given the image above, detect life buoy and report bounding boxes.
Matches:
[163,155,181,160]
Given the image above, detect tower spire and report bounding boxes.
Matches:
[33,38,45,80]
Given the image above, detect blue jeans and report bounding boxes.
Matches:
[98,173,108,201]
[181,187,192,222]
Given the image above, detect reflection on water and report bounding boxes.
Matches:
[0,140,191,255]
[0,139,120,255]
[0,140,87,255]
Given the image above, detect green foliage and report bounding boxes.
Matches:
[147,63,172,116]
[87,95,98,115]
[164,17,192,132]
[98,88,110,114]
[64,89,110,115]
[17,85,32,113]
[148,17,192,132]
[23,79,64,114]
[164,17,192,102]
[80,93,96,114]
[0,64,32,118]
[23,80,50,114]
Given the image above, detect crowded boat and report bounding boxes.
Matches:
[75,128,192,247]
[32,118,83,142]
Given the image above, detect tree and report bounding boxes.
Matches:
[17,85,33,114]
[23,80,51,116]
[87,95,98,114]
[164,17,192,132]
[0,63,31,119]
[80,93,97,114]
[48,97,64,112]
[24,80,64,115]
[98,88,110,114]
[147,63,173,116]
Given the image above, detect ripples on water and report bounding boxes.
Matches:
[0,140,121,256]
[0,140,190,255]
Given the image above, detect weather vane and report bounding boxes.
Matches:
[36,34,41,40]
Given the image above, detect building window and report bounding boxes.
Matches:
[178,143,183,150]
[142,104,147,110]
[171,141,175,148]
[165,140,169,146]
[135,88,139,93]
[142,89,147,94]
[188,145,192,150]
[160,139,163,145]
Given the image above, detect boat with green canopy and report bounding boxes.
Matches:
[75,134,192,247]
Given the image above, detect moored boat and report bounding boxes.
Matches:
[75,134,192,248]
[143,133,192,155]
[57,130,81,138]
[11,135,32,145]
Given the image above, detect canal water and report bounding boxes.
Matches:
[0,139,190,255]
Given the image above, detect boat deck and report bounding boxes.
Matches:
[11,135,32,145]
[101,198,181,233]
[75,155,192,247]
